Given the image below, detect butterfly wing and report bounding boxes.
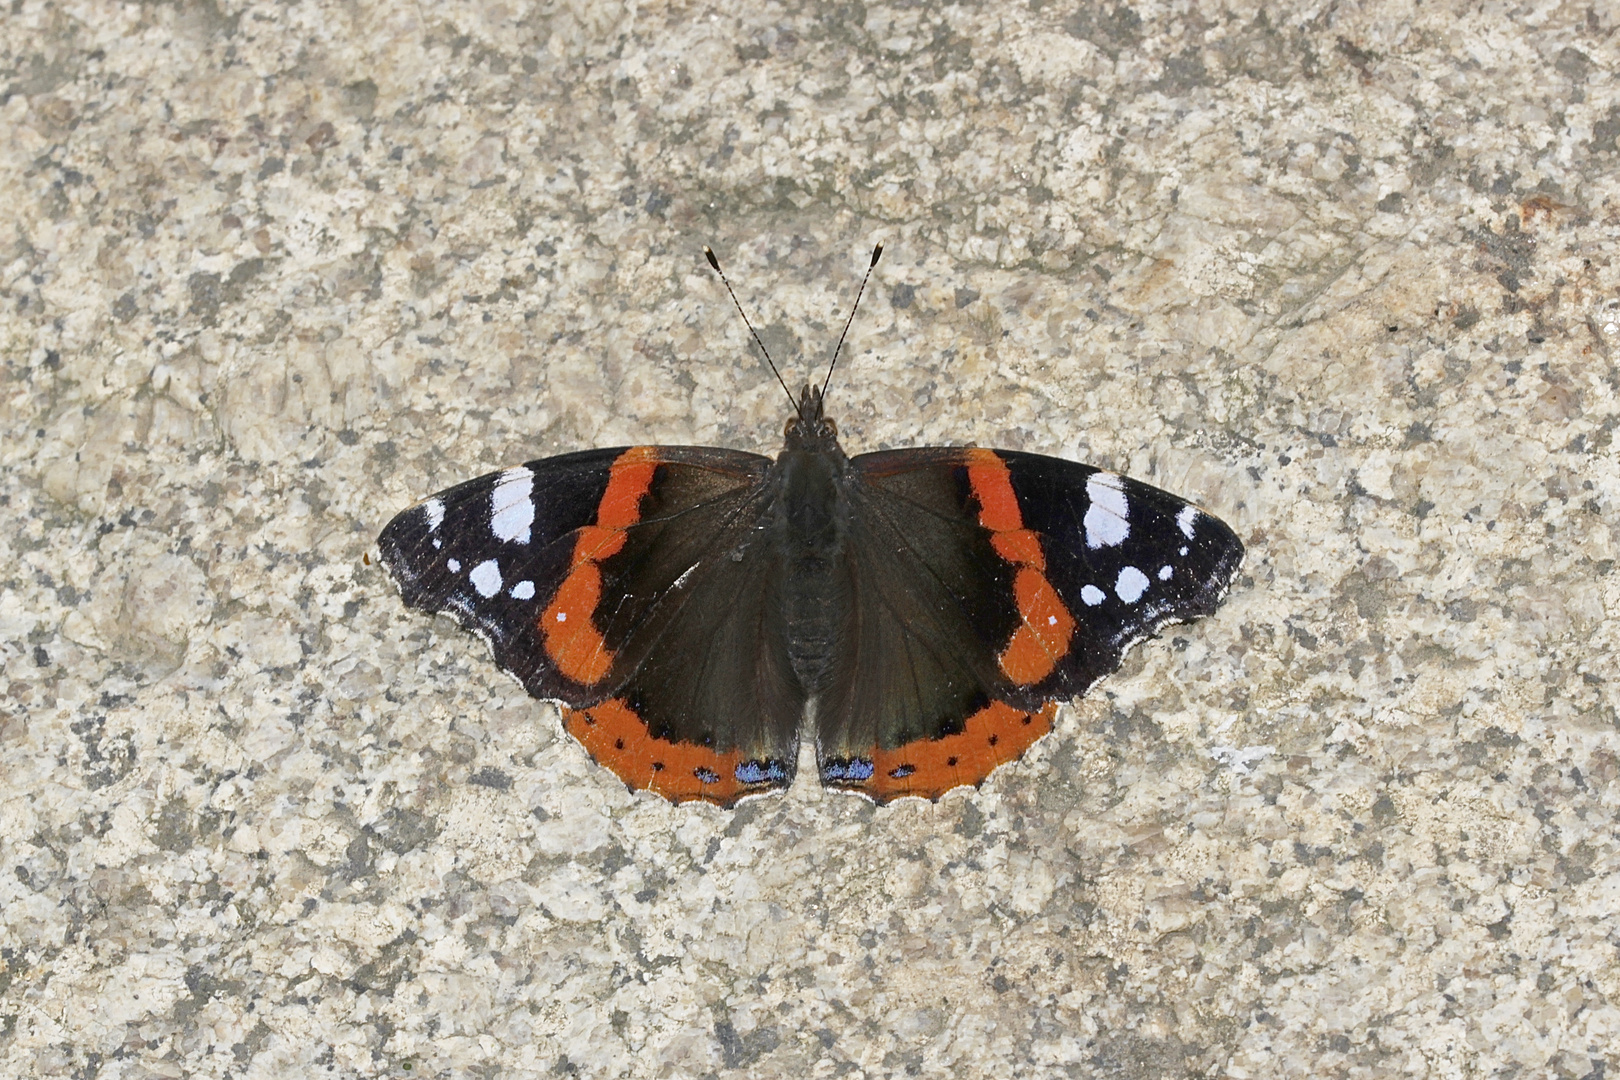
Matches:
[381,448,634,699]
[981,449,1245,692]
[816,447,1244,803]
[378,446,803,805]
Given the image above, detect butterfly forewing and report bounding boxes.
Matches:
[379,448,627,701]
[994,450,1246,700]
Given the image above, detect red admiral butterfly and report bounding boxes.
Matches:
[379,246,1243,805]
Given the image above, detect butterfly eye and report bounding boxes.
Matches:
[784,417,798,437]
[822,419,838,438]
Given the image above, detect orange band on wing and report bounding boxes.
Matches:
[572,524,629,563]
[565,699,755,806]
[998,568,1077,684]
[541,448,660,685]
[541,563,612,684]
[990,528,1045,569]
[863,700,1058,802]
[594,446,659,529]
[964,448,1074,685]
[964,448,1024,531]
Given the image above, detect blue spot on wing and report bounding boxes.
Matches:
[820,757,875,782]
[735,760,790,785]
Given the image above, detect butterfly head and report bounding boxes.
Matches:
[785,383,839,450]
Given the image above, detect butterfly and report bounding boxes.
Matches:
[378,246,1244,805]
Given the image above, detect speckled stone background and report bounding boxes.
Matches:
[3,0,1618,1076]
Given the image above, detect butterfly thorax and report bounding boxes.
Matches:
[774,387,854,693]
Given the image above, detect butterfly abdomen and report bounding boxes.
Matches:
[773,445,856,692]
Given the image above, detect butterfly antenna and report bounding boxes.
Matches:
[704,246,801,417]
[820,242,883,399]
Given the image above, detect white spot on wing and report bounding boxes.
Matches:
[1177,505,1199,539]
[421,498,445,532]
[470,559,502,597]
[1116,565,1150,604]
[556,610,567,622]
[447,558,461,572]
[1158,565,1173,580]
[510,580,535,600]
[1081,584,1107,606]
[491,467,535,544]
[1084,472,1129,548]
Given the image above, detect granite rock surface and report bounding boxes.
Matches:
[3,0,1619,1076]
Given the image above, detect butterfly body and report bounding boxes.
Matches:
[771,399,852,692]
[380,381,1244,806]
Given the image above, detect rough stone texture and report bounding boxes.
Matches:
[3,0,1618,1076]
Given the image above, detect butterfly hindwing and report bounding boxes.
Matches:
[814,447,1243,802]
[809,449,1032,800]
[566,447,806,804]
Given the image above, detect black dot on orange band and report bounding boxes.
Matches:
[988,734,999,746]
[652,762,665,772]
[1021,716,1032,725]
[614,738,624,750]
[947,756,959,767]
